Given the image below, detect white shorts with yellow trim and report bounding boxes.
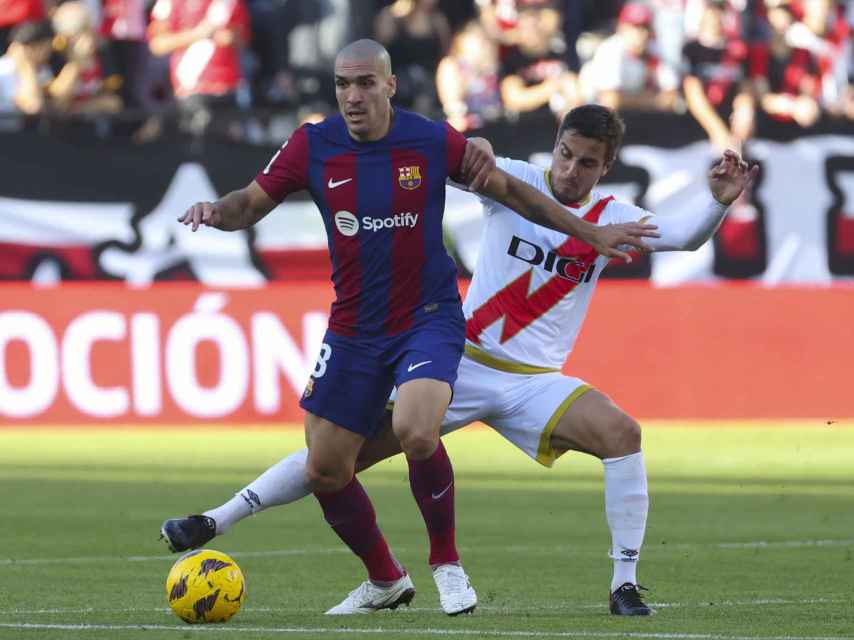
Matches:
[439,352,593,467]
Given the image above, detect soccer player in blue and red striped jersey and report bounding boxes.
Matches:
[174,39,658,615]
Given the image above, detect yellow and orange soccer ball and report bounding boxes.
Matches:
[165,549,246,624]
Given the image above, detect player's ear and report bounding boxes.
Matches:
[387,74,397,99]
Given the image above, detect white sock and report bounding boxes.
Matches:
[602,451,649,592]
[204,449,311,535]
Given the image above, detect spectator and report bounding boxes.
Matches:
[475,0,521,46]
[0,0,47,54]
[268,0,349,118]
[0,19,54,115]
[50,1,123,114]
[681,1,762,275]
[100,0,153,109]
[436,20,502,131]
[499,4,580,122]
[652,0,687,71]
[846,0,854,119]
[751,0,822,126]
[244,0,295,107]
[560,1,628,76]
[147,0,251,136]
[683,0,755,151]
[789,0,851,115]
[375,0,450,114]
[579,2,681,111]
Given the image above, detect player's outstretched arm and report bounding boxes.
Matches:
[647,149,759,252]
[177,181,277,232]
[477,168,659,262]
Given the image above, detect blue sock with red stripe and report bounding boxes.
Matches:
[314,477,404,583]
[408,440,459,567]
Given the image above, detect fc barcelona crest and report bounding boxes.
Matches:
[398,166,422,190]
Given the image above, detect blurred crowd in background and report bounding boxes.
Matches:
[1,0,853,147]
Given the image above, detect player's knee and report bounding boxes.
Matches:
[305,462,348,493]
[609,413,642,457]
[396,428,439,461]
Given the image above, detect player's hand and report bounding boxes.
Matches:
[178,201,223,232]
[462,137,496,192]
[588,221,660,263]
[708,149,759,206]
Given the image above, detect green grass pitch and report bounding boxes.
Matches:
[1,423,853,639]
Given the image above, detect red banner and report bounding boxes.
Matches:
[1,282,852,423]
[0,283,333,424]
[569,283,854,420]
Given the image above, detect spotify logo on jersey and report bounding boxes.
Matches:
[334,210,421,236]
[334,211,359,236]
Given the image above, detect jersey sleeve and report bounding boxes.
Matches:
[596,200,655,259]
[496,157,541,182]
[445,122,468,183]
[601,200,654,225]
[475,157,546,215]
[254,126,310,204]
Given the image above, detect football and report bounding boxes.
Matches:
[165,549,246,624]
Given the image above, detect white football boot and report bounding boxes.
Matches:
[325,573,416,615]
[432,564,477,615]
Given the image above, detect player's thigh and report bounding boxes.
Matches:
[304,411,367,491]
[300,330,394,440]
[550,389,641,459]
[391,312,465,442]
[394,378,452,426]
[373,356,497,465]
[486,373,593,468]
[388,355,496,435]
[393,379,452,457]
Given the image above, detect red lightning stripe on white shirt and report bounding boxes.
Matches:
[465,196,613,345]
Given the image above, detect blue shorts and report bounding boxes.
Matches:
[299,307,464,437]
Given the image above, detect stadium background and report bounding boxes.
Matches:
[2,0,854,424]
[1,1,854,638]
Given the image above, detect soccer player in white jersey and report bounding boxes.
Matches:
[161,104,756,616]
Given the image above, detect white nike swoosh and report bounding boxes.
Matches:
[407,360,432,372]
[431,482,453,500]
[328,177,353,189]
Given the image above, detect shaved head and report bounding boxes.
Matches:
[336,39,392,77]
